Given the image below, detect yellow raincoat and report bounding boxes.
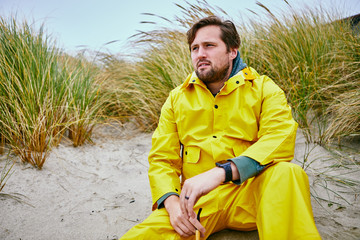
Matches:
[120,67,321,240]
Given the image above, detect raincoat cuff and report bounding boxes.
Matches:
[156,192,179,209]
[228,156,266,185]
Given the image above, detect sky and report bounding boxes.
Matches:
[0,0,360,55]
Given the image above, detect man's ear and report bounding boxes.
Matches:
[230,48,238,60]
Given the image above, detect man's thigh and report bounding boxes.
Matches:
[120,184,258,239]
[120,208,179,240]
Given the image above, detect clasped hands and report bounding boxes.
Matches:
[164,167,226,238]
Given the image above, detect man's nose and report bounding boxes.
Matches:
[198,46,206,58]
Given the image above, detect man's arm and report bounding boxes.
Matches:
[229,156,266,185]
[148,90,205,237]
[239,75,298,166]
[148,91,182,210]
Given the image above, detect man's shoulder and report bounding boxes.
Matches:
[247,67,270,84]
[247,67,284,93]
[247,66,260,78]
[169,72,194,95]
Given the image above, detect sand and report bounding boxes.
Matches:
[0,122,359,240]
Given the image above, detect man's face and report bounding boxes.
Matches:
[190,25,237,84]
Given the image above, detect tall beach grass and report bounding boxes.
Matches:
[100,31,192,131]
[0,158,14,193]
[0,17,103,168]
[240,3,360,144]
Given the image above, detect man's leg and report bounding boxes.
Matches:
[120,185,257,240]
[226,162,321,240]
[120,208,179,240]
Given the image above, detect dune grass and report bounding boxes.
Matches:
[0,17,103,168]
[99,32,192,131]
[240,3,360,144]
[0,158,14,193]
[0,18,64,168]
[63,55,104,147]
[324,89,360,142]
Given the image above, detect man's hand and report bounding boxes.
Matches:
[164,195,205,237]
[179,167,225,219]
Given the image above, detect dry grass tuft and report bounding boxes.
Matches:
[324,89,360,141]
[0,17,104,168]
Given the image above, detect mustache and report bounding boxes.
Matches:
[197,60,211,68]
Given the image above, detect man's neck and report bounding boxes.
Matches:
[205,67,232,95]
[206,79,227,95]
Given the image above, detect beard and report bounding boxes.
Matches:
[195,61,231,84]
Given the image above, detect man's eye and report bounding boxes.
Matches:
[192,46,198,51]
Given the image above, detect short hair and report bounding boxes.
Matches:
[186,16,240,51]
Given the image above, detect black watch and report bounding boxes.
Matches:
[215,160,232,183]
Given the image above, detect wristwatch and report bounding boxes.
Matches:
[215,160,232,183]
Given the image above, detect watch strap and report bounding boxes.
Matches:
[216,161,232,183]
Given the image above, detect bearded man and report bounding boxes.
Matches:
[120,16,321,240]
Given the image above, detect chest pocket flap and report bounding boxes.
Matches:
[183,146,200,164]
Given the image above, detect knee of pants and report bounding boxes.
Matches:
[271,161,305,175]
[255,162,309,195]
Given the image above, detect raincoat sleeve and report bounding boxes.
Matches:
[156,192,178,209]
[148,90,182,211]
[240,76,298,166]
[229,156,266,185]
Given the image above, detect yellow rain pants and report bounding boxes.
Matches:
[120,162,321,239]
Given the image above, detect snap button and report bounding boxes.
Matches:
[185,151,188,155]
[236,81,239,84]
[192,80,195,82]
[213,136,217,138]
[214,105,218,109]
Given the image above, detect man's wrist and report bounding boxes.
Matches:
[215,160,233,183]
[213,166,226,183]
[230,161,240,181]
[164,195,180,214]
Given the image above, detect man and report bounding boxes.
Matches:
[121,16,321,239]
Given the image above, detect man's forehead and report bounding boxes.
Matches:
[191,25,222,45]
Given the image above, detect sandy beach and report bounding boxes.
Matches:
[0,122,359,240]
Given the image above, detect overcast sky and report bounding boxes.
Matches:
[1,0,359,55]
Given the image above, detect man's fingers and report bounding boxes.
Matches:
[185,195,197,219]
[174,217,196,237]
[179,192,185,212]
[182,218,197,235]
[180,191,191,218]
[173,226,191,238]
[189,217,206,237]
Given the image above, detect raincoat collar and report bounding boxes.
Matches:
[219,67,255,95]
[229,50,247,78]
